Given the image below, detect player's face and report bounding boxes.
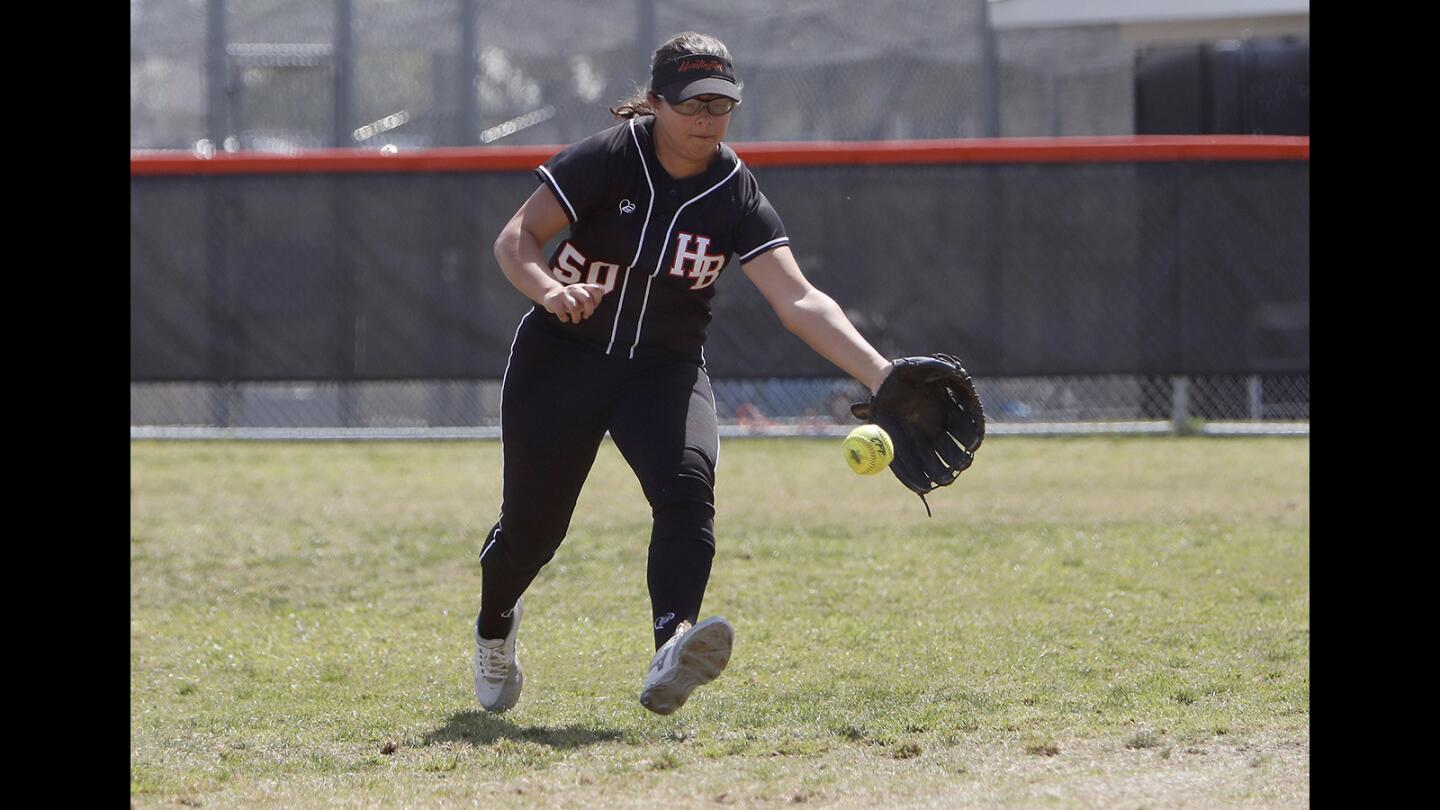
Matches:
[653,94,733,163]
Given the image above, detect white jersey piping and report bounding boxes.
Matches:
[628,159,744,359]
[738,236,790,264]
[605,118,658,355]
[536,165,578,223]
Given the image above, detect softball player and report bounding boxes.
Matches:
[474,32,896,715]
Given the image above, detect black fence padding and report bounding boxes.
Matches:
[131,160,1307,382]
[1135,38,1309,136]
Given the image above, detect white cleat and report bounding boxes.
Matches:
[640,616,733,715]
[473,598,523,713]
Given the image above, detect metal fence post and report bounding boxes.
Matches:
[204,0,232,427]
[205,0,227,145]
[1171,376,1190,433]
[335,0,357,427]
[638,0,656,67]
[333,0,354,149]
[458,0,478,146]
[206,182,233,429]
[1248,374,1263,420]
[977,0,1000,137]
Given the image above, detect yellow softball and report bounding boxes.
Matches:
[843,424,894,475]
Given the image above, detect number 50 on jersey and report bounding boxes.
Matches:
[551,233,727,294]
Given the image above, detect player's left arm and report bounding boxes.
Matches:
[740,246,892,395]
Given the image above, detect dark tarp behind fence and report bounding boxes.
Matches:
[131,160,1307,381]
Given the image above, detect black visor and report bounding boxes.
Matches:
[651,54,741,103]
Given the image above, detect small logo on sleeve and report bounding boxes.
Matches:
[620,199,636,214]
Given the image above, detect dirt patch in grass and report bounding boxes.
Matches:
[131,732,1308,809]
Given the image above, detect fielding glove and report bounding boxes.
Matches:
[851,353,985,514]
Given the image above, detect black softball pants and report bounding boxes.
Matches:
[478,312,721,650]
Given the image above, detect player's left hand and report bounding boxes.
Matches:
[851,353,985,506]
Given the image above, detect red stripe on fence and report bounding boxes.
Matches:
[737,136,1309,166]
[131,136,1309,176]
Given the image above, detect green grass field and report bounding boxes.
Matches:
[131,436,1309,808]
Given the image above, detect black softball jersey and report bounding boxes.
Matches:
[531,114,789,363]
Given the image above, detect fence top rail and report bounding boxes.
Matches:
[131,135,1309,176]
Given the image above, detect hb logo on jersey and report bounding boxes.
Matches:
[668,232,725,290]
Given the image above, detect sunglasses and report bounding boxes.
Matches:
[668,97,739,116]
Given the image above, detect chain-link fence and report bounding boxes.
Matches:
[132,0,1148,152]
[131,1,1309,438]
[129,372,1309,439]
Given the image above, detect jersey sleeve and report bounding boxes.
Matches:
[534,124,626,224]
[734,189,790,265]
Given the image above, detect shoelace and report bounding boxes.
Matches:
[476,641,512,681]
[649,622,694,674]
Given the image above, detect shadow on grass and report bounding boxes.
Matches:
[424,711,624,749]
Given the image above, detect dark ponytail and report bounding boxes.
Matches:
[610,31,737,120]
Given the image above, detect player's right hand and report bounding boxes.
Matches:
[543,283,607,323]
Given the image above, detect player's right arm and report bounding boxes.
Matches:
[493,185,605,324]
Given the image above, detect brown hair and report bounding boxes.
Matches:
[610,32,737,120]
